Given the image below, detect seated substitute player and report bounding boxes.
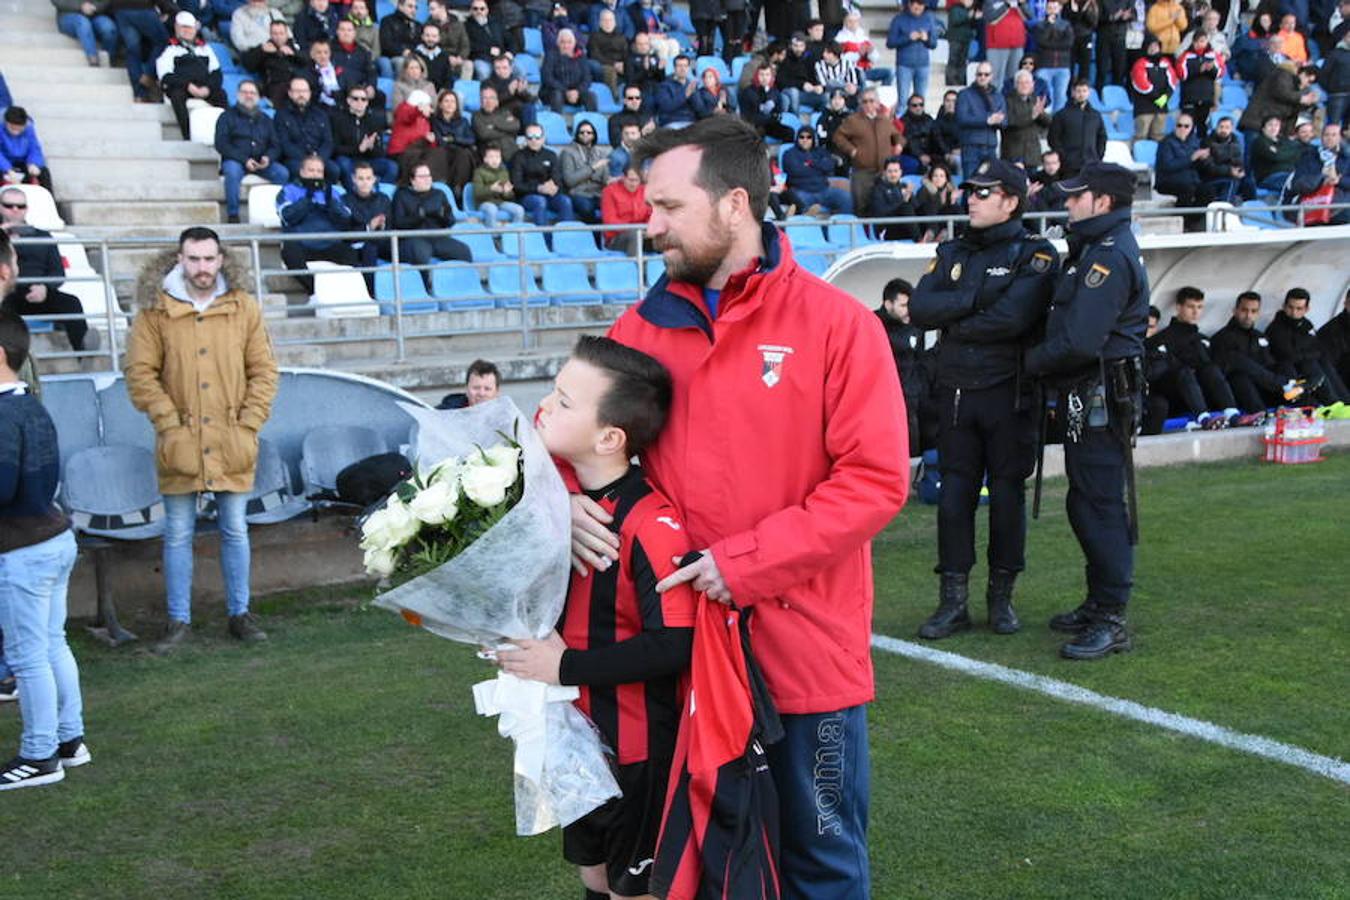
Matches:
[1149,285,1238,426]
[498,335,696,900]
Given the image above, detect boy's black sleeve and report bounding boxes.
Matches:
[558,627,693,686]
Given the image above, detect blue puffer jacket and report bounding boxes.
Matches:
[886,11,939,69]
[782,145,836,193]
[1155,132,1201,191]
[213,105,280,167]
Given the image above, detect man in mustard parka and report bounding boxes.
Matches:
[126,226,278,652]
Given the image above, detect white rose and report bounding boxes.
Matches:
[360,505,394,551]
[382,495,422,546]
[483,443,521,475]
[420,455,460,487]
[364,545,397,577]
[407,478,459,526]
[460,460,516,507]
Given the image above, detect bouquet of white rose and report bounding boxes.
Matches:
[366,398,620,835]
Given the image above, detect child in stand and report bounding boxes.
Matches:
[470,145,527,227]
[498,335,696,900]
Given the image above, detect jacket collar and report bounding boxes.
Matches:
[962,217,1025,247]
[1067,207,1132,245]
[160,264,233,317]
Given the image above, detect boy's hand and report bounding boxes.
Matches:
[571,494,619,574]
[497,631,567,684]
[656,549,731,604]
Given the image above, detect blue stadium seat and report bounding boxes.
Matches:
[543,262,602,305]
[222,72,248,101]
[1240,200,1285,230]
[458,230,507,262]
[1102,85,1131,114]
[488,265,549,306]
[589,84,621,114]
[377,182,396,199]
[1105,114,1134,142]
[1133,139,1158,169]
[501,230,555,260]
[64,445,165,540]
[574,111,611,144]
[695,56,731,81]
[1087,87,1106,112]
[1221,83,1249,110]
[667,6,694,33]
[901,174,924,194]
[523,27,544,56]
[455,79,481,112]
[595,260,640,302]
[731,55,751,83]
[462,182,477,212]
[374,267,437,315]
[797,254,831,276]
[825,215,863,250]
[552,227,607,258]
[431,263,494,310]
[642,256,665,287]
[783,217,831,250]
[211,42,242,73]
[22,316,54,334]
[514,55,541,84]
[535,110,572,145]
[432,181,481,221]
[779,112,803,134]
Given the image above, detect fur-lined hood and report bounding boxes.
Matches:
[133,247,255,311]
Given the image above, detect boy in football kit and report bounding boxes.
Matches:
[498,335,696,900]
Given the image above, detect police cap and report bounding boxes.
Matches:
[965,159,1028,200]
[1059,162,1135,206]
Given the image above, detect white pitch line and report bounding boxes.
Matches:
[871,633,1350,786]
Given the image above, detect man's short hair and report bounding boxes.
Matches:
[3,107,29,127]
[1176,286,1204,304]
[632,116,771,221]
[239,78,260,93]
[883,278,913,302]
[1297,64,1318,80]
[310,37,330,49]
[1217,115,1233,126]
[178,226,221,250]
[1148,305,1161,320]
[570,335,672,456]
[1070,77,1090,89]
[1285,287,1311,304]
[0,309,31,374]
[466,358,500,384]
[1236,290,1261,306]
[673,53,690,66]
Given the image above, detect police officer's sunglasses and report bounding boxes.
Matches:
[969,186,1002,199]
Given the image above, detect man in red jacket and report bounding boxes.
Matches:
[600,165,651,256]
[571,116,909,899]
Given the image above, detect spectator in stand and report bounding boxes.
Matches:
[957,64,1008,179]
[1154,113,1212,228]
[412,23,453,92]
[913,161,961,242]
[293,0,338,51]
[1145,0,1187,55]
[944,0,979,88]
[244,20,308,108]
[899,94,940,169]
[887,0,938,110]
[428,89,477,199]
[346,0,383,73]
[608,122,643,176]
[1095,0,1135,92]
[837,7,892,86]
[332,20,381,98]
[427,0,473,82]
[0,110,52,194]
[1198,116,1246,203]
[276,76,339,183]
[389,90,448,183]
[609,87,657,146]
[1002,70,1052,164]
[600,166,650,256]
[471,145,526,226]
[346,161,393,279]
[1239,64,1320,144]
[53,0,119,67]
[1275,14,1309,65]
[782,127,851,216]
[1178,9,1230,61]
[114,0,175,103]
[511,125,574,225]
[0,189,95,352]
[464,0,507,79]
[738,63,796,142]
[876,277,932,457]
[1028,149,1069,217]
[587,0,633,40]
[277,155,359,292]
[483,54,538,130]
[835,87,900,212]
[1325,31,1350,130]
[332,84,397,191]
[935,89,962,167]
[473,85,522,161]
[984,0,1029,89]
[390,163,472,290]
[626,32,667,96]
[1210,291,1307,413]
[214,81,288,224]
[156,12,227,141]
[1318,288,1350,386]
[691,67,736,118]
[492,0,527,56]
[307,39,358,109]
[436,359,501,409]
[1249,115,1303,193]
[380,0,423,72]
[1266,288,1350,403]
[815,42,862,105]
[1176,30,1224,139]
[688,0,720,59]
[738,41,787,91]
[814,88,852,169]
[626,0,681,62]
[542,28,596,112]
[558,120,611,223]
[1035,0,1075,112]
[1065,0,1099,88]
[1288,122,1350,225]
[778,32,827,114]
[1129,34,1177,143]
[590,9,629,100]
[1003,53,1052,106]
[392,55,436,108]
[1149,286,1238,423]
[1049,79,1106,177]
[867,158,918,241]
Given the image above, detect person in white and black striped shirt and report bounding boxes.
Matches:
[815,42,862,104]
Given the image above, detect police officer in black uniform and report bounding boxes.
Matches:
[1024,162,1149,660]
[910,160,1060,640]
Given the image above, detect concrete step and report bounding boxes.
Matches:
[341,348,574,392]
[34,117,165,145]
[6,13,65,32]
[66,200,223,227]
[2,45,91,67]
[5,65,131,86]
[42,139,221,163]
[25,101,178,123]
[0,31,75,48]
[49,158,192,185]
[5,80,135,105]
[59,179,222,202]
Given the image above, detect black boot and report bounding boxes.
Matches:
[986,568,1021,635]
[1049,601,1098,633]
[1060,611,1132,660]
[917,573,971,640]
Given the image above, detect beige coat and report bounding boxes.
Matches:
[833,111,901,173]
[125,250,278,496]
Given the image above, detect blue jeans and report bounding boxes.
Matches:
[962,144,996,180]
[0,530,83,760]
[58,12,119,58]
[477,200,526,224]
[521,192,574,226]
[335,156,398,192]
[793,186,854,215]
[163,491,252,624]
[116,8,168,98]
[570,193,601,223]
[1042,67,1071,112]
[221,159,289,217]
[897,64,929,106]
[782,86,828,114]
[765,705,871,900]
[864,67,894,86]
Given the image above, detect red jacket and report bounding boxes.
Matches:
[607,225,909,715]
[387,102,432,156]
[600,180,650,242]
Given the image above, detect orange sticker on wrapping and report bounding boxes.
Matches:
[400,609,423,628]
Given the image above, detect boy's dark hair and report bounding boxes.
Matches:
[1176,286,1204,304]
[571,335,672,456]
[1148,305,1161,320]
[466,358,500,384]
[632,116,771,221]
[0,309,32,374]
[4,107,28,127]
[352,160,375,174]
[178,226,222,250]
[1285,287,1311,304]
[883,278,913,302]
[1236,290,1261,306]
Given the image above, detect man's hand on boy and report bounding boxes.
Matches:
[497,631,567,684]
[657,550,732,605]
[570,494,620,574]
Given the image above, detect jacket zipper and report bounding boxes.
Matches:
[952,387,961,427]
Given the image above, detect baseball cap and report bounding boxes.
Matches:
[174,10,198,25]
[1058,161,1135,203]
[965,159,1028,199]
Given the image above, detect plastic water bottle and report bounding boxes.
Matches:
[1264,418,1276,462]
